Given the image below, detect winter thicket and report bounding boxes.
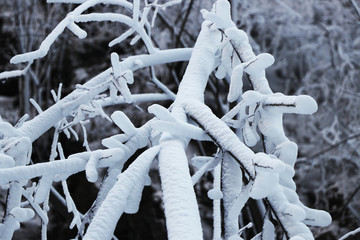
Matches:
[0,0,359,239]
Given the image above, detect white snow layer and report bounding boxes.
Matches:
[83,146,159,240]
[18,48,192,142]
[149,104,210,141]
[221,153,245,239]
[212,163,222,240]
[182,100,255,177]
[155,16,222,240]
[111,111,137,137]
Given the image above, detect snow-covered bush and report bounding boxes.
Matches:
[0,0,333,239]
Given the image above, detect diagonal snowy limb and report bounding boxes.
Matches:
[339,227,360,240]
[83,146,160,240]
[109,28,135,47]
[156,20,221,240]
[17,48,191,142]
[77,120,152,234]
[182,100,256,177]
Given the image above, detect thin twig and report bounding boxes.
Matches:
[175,0,193,47]
[350,0,360,20]
[264,198,290,240]
[337,182,360,217]
[218,29,254,89]
[298,132,360,162]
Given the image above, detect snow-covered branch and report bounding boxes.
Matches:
[0,0,334,239]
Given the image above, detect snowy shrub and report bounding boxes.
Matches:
[0,0,333,239]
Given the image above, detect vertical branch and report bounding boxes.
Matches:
[221,152,243,239]
[212,163,222,240]
[157,20,221,240]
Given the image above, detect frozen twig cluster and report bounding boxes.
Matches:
[0,0,331,239]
